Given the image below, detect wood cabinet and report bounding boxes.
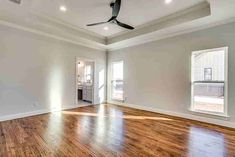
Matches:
[82,86,93,102]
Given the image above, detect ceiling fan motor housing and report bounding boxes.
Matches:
[110,2,115,8]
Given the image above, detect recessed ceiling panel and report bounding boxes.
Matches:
[15,0,205,37]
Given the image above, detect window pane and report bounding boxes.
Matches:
[193,82,224,113]
[192,48,226,113]
[85,65,92,83]
[113,62,123,80]
[204,68,212,81]
[85,65,92,75]
[112,80,124,100]
[111,61,124,101]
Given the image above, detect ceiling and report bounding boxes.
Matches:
[0,0,235,50]
[1,0,204,37]
[30,0,205,37]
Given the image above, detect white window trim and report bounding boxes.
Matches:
[190,47,229,117]
[111,60,124,102]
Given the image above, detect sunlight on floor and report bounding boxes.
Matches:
[62,111,173,121]
[188,126,226,156]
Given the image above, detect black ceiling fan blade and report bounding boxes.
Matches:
[87,22,107,26]
[116,20,135,30]
[112,0,121,18]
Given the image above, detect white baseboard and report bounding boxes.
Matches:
[0,109,50,122]
[108,100,235,129]
[0,104,92,122]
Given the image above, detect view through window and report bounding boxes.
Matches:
[85,65,92,83]
[191,47,227,114]
[111,61,124,101]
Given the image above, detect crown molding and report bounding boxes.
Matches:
[107,17,235,51]
[1,4,235,52]
[0,19,107,50]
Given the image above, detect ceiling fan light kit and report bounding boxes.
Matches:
[87,0,135,30]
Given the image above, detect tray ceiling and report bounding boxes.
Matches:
[1,0,235,51]
[29,0,204,37]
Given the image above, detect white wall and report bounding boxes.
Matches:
[1,19,235,127]
[107,22,235,125]
[0,25,106,119]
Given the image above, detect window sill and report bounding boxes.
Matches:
[188,109,230,118]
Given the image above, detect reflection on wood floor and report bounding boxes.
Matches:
[0,104,235,157]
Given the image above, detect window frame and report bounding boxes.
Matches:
[111,60,124,102]
[190,47,229,117]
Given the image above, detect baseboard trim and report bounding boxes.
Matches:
[0,104,92,122]
[0,109,49,122]
[108,101,235,129]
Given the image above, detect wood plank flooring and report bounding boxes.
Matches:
[0,104,235,157]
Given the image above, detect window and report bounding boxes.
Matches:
[204,68,212,81]
[191,47,228,116]
[85,65,92,84]
[111,61,124,101]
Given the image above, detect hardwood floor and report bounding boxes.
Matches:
[0,104,235,157]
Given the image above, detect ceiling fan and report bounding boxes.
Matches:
[87,0,135,30]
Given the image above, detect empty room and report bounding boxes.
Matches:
[0,0,235,156]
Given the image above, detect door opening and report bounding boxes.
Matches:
[76,58,95,106]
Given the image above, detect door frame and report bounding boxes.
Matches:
[76,57,96,106]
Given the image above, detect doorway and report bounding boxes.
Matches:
[76,58,95,106]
